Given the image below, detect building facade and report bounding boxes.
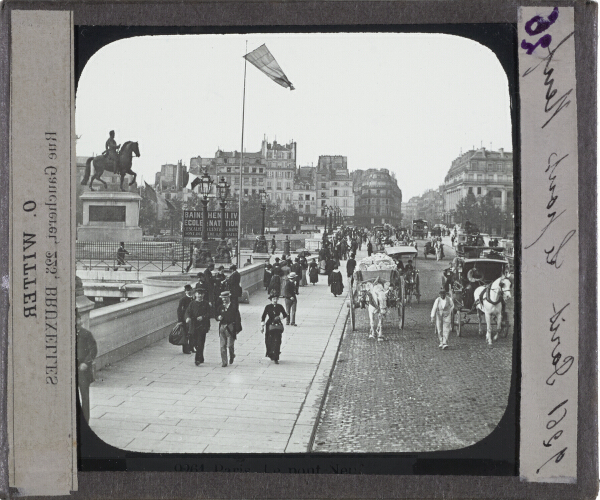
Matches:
[315,155,354,225]
[261,138,297,208]
[352,168,402,227]
[444,147,514,219]
[293,166,317,226]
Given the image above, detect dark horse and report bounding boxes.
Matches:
[81,141,140,191]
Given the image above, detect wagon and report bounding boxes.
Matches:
[349,253,405,332]
[445,248,510,337]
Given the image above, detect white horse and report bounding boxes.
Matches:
[359,279,389,341]
[474,276,512,345]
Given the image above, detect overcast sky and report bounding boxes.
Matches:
[76,32,512,200]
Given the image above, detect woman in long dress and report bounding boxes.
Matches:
[267,273,281,297]
[309,259,319,285]
[330,265,344,297]
[261,293,288,364]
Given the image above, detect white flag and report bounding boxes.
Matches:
[244,44,295,90]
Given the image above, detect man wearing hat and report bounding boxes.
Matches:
[216,291,238,367]
[185,287,212,365]
[177,284,195,354]
[283,272,298,326]
[430,288,454,350]
[76,310,97,422]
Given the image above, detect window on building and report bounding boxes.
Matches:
[259,168,263,173]
[468,187,473,194]
[305,194,310,201]
[321,200,327,206]
[333,190,338,196]
[259,178,264,185]
[233,177,239,184]
[267,181,271,188]
[243,177,249,185]
[252,178,257,186]
[244,189,249,196]
[224,158,228,164]
[277,182,282,190]
[252,167,257,173]
[286,182,291,190]
[477,187,482,195]
[285,194,291,201]
[227,167,231,173]
[321,183,326,189]
[321,192,326,198]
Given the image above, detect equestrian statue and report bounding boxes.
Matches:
[81,131,140,191]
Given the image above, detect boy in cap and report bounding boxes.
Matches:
[216,291,237,367]
[431,288,454,349]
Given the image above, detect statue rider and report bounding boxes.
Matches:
[103,130,120,169]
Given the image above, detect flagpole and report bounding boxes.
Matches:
[237,40,248,268]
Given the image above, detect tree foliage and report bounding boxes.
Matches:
[453,191,511,234]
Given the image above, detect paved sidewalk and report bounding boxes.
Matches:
[88,263,351,454]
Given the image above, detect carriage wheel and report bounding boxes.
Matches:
[416,275,421,304]
[455,310,462,337]
[349,282,356,331]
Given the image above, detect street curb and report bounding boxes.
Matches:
[284,294,349,453]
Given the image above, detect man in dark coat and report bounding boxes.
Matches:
[291,259,302,293]
[202,263,216,317]
[346,253,357,286]
[216,291,238,367]
[227,265,243,334]
[283,272,298,326]
[76,311,97,423]
[177,284,195,354]
[185,287,212,366]
[271,236,277,255]
[367,240,373,256]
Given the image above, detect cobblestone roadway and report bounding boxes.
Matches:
[312,240,514,452]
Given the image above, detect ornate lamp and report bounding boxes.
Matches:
[197,170,214,266]
[254,189,269,253]
[215,176,231,263]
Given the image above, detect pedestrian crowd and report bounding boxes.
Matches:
[176,263,243,367]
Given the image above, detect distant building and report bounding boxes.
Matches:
[213,149,266,200]
[316,155,354,225]
[155,160,189,193]
[352,168,402,227]
[262,138,297,208]
[293,166,317,226]
[444,147,514,220]
[401,196,419,227]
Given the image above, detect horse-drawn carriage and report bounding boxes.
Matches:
[348,247,419,338]
[349,254,404,339]
[443,247,512,344]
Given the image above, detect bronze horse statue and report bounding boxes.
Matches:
[81,141,140,191]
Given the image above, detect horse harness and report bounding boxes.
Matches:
[475,279,507,308]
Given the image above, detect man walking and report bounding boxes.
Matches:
[346,252,357,286]
[177,284,195,354]
[271,235,277,255]
[76,311,97,423]
[216,291,237,367]
[185,286,212,365]
[431,288,454,350]
[283,272,298,326]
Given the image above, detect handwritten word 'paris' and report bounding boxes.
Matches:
[521,7,559,55]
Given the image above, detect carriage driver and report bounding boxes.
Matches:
[403,259,414,276]
[103,130,120,168]
[464,264,484,309]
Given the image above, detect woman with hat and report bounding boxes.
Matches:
[330,264,344,297]
[261,293,288,364]
[308,258,319,285]
[430,288,454,350]
[185,287,212,365]
[267,271,281,298]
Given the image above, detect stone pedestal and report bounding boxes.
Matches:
[77,191,143,242]
[251,253,271,265]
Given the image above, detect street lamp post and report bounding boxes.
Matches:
[215,176,231,263]
[328,206,334,233]
[197,170,214,266]
[254,189,269,253]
